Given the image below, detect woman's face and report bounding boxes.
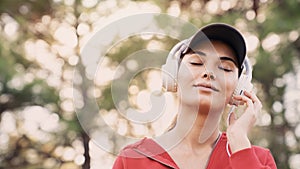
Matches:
[177,40,239,111]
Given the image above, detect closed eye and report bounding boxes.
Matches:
[190,62,203,66]
[219,66,233,72]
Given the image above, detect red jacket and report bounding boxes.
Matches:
[112,133,277,169]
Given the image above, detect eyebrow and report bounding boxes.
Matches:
[190,50,238,67]
[219,57,238,67]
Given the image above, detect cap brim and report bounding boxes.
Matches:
[188,23,246,69]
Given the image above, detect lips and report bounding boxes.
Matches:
[193,83,220,92]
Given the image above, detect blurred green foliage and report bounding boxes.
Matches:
[0,0,299,169]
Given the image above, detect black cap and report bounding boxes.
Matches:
[187,23,246,74]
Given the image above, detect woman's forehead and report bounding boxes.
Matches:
[189,40,238,62]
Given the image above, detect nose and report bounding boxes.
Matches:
[202,71,216,80]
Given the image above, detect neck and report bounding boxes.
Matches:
[171,103,223,148]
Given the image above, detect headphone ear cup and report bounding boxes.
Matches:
[161,39,189,92]
[162,60,178,92]
[243,76,253,93]
[230,74,253,105]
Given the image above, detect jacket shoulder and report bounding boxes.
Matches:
[118,138,150,158]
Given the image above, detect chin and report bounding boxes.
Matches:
[199,97,227,110]
[179,91,226,108]
[181,98,213,108]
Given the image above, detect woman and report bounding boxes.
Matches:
[112,23,277,169]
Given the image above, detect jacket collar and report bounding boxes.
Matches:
[131,138,179,169]
[130,133,228,169]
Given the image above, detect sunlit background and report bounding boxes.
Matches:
[0,0,300,169]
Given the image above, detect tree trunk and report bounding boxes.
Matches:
[82,131,90,169]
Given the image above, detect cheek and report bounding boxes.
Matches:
[224,77,238,102]
[177,63,197,85]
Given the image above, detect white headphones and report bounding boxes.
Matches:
[161,39,189,92]
[161,39,253,94]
